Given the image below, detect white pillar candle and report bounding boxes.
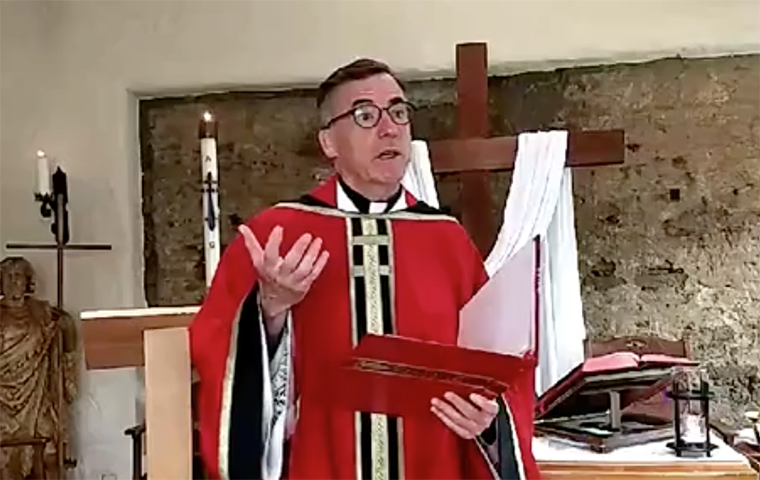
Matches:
[36,150,51,195]
[199,111,220,288]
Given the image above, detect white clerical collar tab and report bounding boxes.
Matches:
[369,202,387,214]
[336,183,407,213]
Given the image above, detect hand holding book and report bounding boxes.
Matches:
[315,240,540,418]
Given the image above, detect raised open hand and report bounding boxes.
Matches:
[238,224,330,322]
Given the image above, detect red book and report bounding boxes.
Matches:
[536,351,697,419]
[316,334,536,417]
[581,351,696,374]
[310,239,541,418]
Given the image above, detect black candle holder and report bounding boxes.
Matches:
[666,368,717,458]
[34,192,55,218]
[34,167,70,244]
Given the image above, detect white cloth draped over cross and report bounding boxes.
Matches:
[402,141,441,209]
[402,133,586,395]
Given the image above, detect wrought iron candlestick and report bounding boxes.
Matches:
[34,167,72,307]
[6,162,112,474]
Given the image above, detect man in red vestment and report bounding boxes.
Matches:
[190,58,540,480]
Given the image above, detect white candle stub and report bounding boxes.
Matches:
[681,413,706,443]
[36,150,51,195]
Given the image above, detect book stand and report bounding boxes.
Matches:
[535,364,679,453]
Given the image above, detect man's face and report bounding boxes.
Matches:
[1,265,26,300]
[318,73,412,198]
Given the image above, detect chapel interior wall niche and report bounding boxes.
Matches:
[138,55,760,428]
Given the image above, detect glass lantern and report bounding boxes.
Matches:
[666,366,716,457]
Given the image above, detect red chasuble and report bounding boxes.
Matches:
[190,176,540,480]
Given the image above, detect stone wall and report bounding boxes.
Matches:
[140,55,760,426]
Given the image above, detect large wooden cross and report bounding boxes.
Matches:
[427,42,625,256]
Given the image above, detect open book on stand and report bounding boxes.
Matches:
[314,239,541,417]
[534,348,697,452]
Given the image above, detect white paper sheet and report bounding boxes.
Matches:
[457,238,538,357]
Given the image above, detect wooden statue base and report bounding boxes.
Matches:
[535,433,758,479]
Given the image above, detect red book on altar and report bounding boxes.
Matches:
[535,350,697,420]
[316,239,540,417]
[533,349,698,452]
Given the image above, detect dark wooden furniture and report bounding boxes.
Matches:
[735,442,760,473]
[124,424,146,480]
[539,335,757,479]
[584,335,741,445]
[0,436,50,480]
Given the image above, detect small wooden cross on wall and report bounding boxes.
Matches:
[427,42,626,257]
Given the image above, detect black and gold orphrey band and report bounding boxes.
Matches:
[347,216,404,480]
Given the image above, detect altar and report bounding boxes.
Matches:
[534,434,757,479]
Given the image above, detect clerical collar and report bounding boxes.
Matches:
[337,177,404,214]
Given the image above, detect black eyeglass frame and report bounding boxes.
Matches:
[321,101,416,130]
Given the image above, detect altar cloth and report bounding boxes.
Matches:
[534,430,749,464]
[535,431,758,480]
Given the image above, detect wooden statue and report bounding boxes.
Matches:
[0,256,79,480]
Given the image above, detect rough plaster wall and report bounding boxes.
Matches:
[558,56,760,427]
[140,55,760,426]
[139,91,330,305]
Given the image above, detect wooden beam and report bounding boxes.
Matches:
[456,42,489,137]
[427,41,628,257]
[429,130,625,174]
[80,307,197,369]
[455,42,497,256]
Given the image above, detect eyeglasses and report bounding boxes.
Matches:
[322,101,415,129]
